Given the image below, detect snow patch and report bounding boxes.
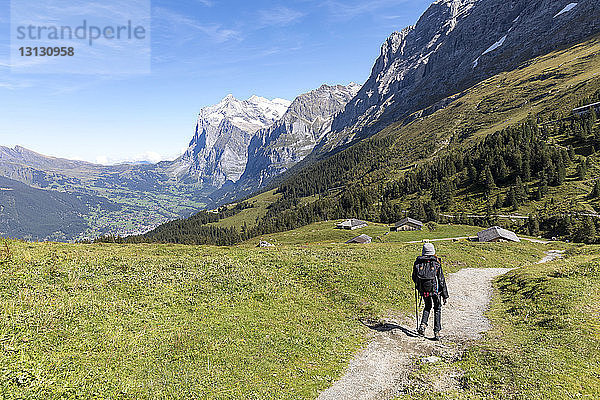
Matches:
[513,16,520,23]
[482,35,507,56]
[554,3,578,18]
[472,57,480,69]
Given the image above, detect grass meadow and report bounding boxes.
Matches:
[0,224,551,399]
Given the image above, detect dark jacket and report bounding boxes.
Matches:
[412,255,449,299]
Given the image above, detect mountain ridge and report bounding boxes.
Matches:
[169,94,292,187]
[326,0,600,150]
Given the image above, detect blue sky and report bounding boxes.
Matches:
[0,0,432,164]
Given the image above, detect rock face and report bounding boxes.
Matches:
[171,95,291,187]
[238,83,361,188]
[328,0,600,146]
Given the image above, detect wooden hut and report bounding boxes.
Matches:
[390,217,423,231]
[336,218,368,230]
[477,226,520,243]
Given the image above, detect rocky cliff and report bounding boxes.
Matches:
[171,95,291,187]
[327,0,600,148]
[237,83,361,188]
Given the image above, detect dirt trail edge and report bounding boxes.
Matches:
[317,268,511,400]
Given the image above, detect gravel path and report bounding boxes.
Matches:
[537,250,565,263]
[317,267,511,400]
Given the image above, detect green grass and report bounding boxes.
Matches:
[0,232,547,399]
[458,247,600,399]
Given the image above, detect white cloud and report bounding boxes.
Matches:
[258,6,305,27]
[93,149,183,165]
[322,0,411,19]
[153,7,241,45]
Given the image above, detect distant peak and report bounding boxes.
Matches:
[221,94,236,103]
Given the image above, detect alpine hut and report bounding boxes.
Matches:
[336,218,368,230]
[390,217,423,231]
[477,226,520,243]
[345,234,372,244]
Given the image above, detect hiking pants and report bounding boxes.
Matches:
[421,294,442,333]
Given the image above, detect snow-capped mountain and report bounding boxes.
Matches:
[238,83,361,188]
[327,0,600,147]
[170,94,291,187]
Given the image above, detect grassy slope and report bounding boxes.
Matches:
[375,36,600,216]
[367,35,600,217]
[208,189,281,230]
[373,35,600,176]
[0,226,546,399]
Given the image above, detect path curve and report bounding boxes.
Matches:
[317,268,511,400]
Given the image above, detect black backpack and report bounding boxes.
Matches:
[415,257,439,294]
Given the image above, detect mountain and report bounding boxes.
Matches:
[326,0,600,149]
[133,24,600,245]
[169,95,291,188]
[237,83,361,190]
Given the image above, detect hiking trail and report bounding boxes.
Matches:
[318,250,565,399]
[317,267,510,399]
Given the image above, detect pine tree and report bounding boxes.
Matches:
[590,180,600,198]
[567,145,576,161]
[410,199,427,222]
[556,159,566,185]
[528,215,540,237]
[505,187,518,210]
[515,176,527,205]
[494,194,504,210]
[481,166,496,196]
[577,159,587,180]
[576,217,597,244]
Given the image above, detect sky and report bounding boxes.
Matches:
[0,0,432,164]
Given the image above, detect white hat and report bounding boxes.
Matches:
[422,242,436,256]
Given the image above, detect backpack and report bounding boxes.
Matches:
[415,257,439,294]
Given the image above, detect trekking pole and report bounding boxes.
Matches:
[414,287,419,331]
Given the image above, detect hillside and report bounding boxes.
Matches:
[0,176,117,241]
[327,0,600,146]
[134,34,600,246]
[0,146,208,240]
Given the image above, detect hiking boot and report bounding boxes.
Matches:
[433,331,441,341]
[417,325,426,336]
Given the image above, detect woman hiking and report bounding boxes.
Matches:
[412,242,449,341]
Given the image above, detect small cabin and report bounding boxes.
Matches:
[336,218,368,230]
[391,217,423,231]
[477,226,520,243]
[345,234,372,244]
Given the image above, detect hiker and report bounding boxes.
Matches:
[412,242,449,341]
